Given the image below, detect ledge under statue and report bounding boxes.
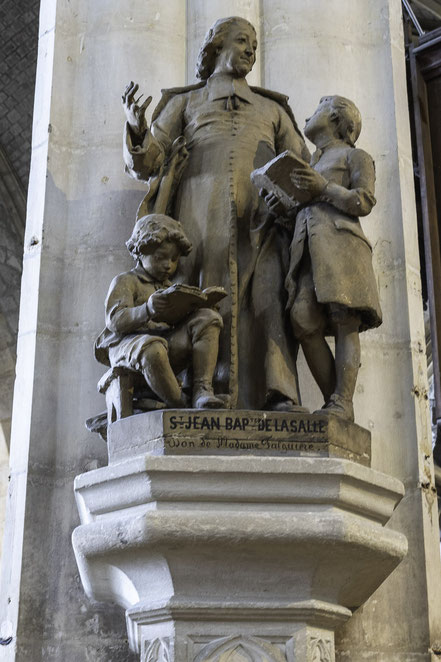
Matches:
[74,16,407,662]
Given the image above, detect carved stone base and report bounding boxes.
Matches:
[107,409,371,466]
[138,626,336,662]
[127,592,348,660]
[73,450,406,661]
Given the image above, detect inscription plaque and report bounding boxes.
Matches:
[108,410,371,466]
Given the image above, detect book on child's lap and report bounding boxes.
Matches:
[152,283,227,325]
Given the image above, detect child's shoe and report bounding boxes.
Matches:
[316,394,354,422]
[192,381,226,409]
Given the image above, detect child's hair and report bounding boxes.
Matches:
[126,214,192,259]
[196,16,256,80]
[327,95,362,147]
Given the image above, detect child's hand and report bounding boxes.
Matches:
[290,168,327,198]
[147,291,172,319]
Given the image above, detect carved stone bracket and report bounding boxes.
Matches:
[73,450,407,662]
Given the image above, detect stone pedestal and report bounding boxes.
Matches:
[73,414,406,662]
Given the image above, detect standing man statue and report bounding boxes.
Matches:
[122,16,310,411]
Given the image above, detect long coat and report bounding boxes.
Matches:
[286,143,382,332]
[124,74,309,408]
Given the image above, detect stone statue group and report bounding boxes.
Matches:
[94,16,382,425]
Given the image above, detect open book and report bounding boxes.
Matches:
[251,150,314,209]
[152,283,227,325]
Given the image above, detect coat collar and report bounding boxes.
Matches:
[132,264,172,287]
[206,74,254,104]
[152,81,303,137]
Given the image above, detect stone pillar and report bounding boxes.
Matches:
[0,1,186,660]
[261,0,441,658]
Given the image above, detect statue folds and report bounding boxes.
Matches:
[89,18,381,429]
[122,16,310,412]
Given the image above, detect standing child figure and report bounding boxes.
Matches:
[285,96,382,421]
[95,214,225,409]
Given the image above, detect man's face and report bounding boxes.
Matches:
[215,23,257,78]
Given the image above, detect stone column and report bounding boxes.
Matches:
[0,1,186,660]
[261,0,441,658]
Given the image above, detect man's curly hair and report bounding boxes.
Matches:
[196,16,256,80]
[126,214,192,259]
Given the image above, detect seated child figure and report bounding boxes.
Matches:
[285,96,382,421]
[95,214,225,409]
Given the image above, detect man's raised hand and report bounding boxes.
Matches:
[122,81,152,136]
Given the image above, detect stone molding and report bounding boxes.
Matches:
[74,454,404,527]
